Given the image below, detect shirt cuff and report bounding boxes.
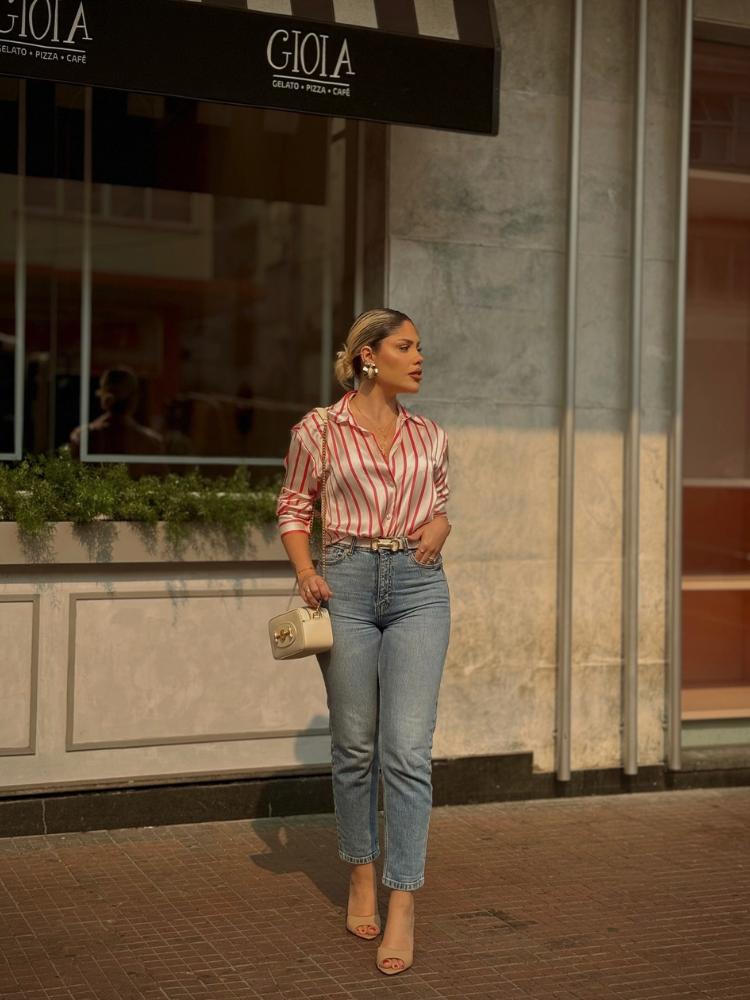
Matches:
[279,522,312,538]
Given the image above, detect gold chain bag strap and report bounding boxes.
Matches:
[318,406,331,581]
[268,407,334,660]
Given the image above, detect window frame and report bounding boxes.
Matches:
[1,80,25,461]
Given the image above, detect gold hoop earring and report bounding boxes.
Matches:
[361,362,378,380]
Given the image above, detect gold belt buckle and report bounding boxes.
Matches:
[370,537,401,552]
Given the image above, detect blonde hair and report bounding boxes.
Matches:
[334,308,412,390]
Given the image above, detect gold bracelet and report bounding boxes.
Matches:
[296,565,315,577]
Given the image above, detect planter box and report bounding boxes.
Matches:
[0,520,285,566]
[0,519,330,798]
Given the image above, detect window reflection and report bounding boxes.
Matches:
[87,93,346,464]
[9,81,356,470]
[69,368,167,478]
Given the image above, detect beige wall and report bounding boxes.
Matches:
[7,0,749,793]
[388,0,686,772]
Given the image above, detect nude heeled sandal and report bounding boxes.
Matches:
[376,912,414,975]
[346,867,381,940]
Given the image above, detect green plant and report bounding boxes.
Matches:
[0,453,281,540]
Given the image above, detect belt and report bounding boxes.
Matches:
[339,535,418,552]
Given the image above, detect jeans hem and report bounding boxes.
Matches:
[382,875,424,891]
[339,849,380,865]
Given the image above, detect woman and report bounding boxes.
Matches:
[276,309,451,976]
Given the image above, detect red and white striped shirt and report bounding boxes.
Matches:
[277,391,449,541]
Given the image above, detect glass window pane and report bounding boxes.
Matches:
[692,40,750,170]
[83,93,350,467]
[683,591,750,717]
[3,84,368,474]
[683,486,750,575]
[685,37,750,721]
[23,81,84,457]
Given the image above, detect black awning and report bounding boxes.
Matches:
[0,0,500,135]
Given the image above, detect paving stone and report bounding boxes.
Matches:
[0,789,749,998]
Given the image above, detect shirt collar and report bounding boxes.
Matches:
[328,391,424,427]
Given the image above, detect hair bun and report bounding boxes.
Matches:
[334,344,355,389]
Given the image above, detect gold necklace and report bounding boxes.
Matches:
[351,396,397,456]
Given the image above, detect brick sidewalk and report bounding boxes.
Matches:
[0,787,749,1000]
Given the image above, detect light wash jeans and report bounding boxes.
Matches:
[316,537,451,891]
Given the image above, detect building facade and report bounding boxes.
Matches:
[1,0,749,825]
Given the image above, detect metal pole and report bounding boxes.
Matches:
[354,123,366,318]
[47,274,58,453]
[556,0,583,783]
[623,0,648,776]
[12,81,26,461]
[320,119,334,404]
[383,126,391,308]
[79,87,93,461]
[666,0,693,772]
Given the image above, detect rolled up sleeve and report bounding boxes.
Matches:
[433,431,449,516]
[276,430,319,537]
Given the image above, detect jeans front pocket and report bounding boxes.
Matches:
[406,548,443,570]
[322,543,350,567]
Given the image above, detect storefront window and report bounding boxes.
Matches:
[2,80,363,472]
[683,37,750,721]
